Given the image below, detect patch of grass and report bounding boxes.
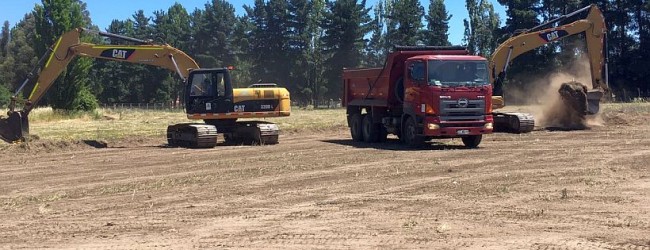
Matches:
[402,219,418,229]
[29,107,104,122]
[22,107,347,141]
[560,188,568,199]
[602,102,650,114]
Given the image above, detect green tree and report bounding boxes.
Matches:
[493,0,541,92]
[90,19,132,103]
[365,1,387,67]
[322,0,372,99]
[230,15,254,87]
[424,0,451,46]
[33,0,97,111]
[0,84,11,107]
[0,21,9,58]
[301,0,328,103]
[387,0,424,46]
[464,0,500,56]
[0,14,37,93]
[286,0,314,99]
[245,0,291,86]
[196,0,237,68]
[538,0,583,73]
[151,8,185,103]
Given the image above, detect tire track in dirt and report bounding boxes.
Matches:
[2,123,650,248]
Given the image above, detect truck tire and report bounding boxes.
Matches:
[362,114,380,143]
[349,113,363,142]
[461,135,482,148]
[401,117,425,148]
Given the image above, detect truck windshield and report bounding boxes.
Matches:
[428,60,488,87]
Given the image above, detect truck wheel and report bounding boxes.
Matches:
[349,113,363,142]
[362,114,379,143]
[402,117,425,148]
[461,135,482,148]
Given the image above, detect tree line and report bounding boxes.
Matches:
[0,0,648,110]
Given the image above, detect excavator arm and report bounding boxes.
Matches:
[0,28,200,143]
[491,4,607,109]
[19,28,199,113]
[489,4,608,133]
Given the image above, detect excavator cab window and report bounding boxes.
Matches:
[190,71,228,97]
[186,69,233,114]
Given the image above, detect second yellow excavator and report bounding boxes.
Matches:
[489,4,608,132]
[0,28,290,147]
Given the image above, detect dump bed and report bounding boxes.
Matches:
[342,67,391,107]
[342,46,471,108]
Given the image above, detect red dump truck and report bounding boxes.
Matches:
[342,46,493,148]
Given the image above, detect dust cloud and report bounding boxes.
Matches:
[505,57,600,130]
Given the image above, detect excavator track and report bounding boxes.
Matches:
[223,121,280,145]
[493,112,535,133]
[166,123,218,148]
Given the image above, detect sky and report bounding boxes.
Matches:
[2,0,506,45]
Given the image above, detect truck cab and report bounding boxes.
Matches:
[343,46,493,148]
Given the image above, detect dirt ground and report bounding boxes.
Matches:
[1,111,649,249]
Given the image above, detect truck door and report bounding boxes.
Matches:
[186,69,234,115]
[405,60,426,114]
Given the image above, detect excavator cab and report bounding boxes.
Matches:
[185,68,234,115]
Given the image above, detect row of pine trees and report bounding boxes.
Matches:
[0,0,648,110]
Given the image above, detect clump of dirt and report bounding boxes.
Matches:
[0,136,163,154]
[543,81,590,130]
[1,139,97,154]
[559,81,588,114]
[601,112,629,126]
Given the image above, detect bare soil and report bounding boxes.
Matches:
[1,111,649,249]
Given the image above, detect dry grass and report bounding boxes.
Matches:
[16,102,650,141]
[25,107,347,141]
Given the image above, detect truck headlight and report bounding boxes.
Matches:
[484,122,493,129]
[428,123,439,130]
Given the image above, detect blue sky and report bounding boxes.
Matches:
[2,0,506,45]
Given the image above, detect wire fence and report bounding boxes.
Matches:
[101,103,183,110]
[100,100,344,111]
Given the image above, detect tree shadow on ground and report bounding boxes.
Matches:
[321,138,471,151]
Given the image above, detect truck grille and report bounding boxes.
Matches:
[440,99,485,121]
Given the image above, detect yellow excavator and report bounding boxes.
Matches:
[489,4,608,133]
[0,28,290,147]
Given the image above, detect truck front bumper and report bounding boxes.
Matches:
[422,115,493,137]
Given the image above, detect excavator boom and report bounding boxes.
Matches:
[1,28,291,146]
[0,28,201,143]
[489,4,608,132]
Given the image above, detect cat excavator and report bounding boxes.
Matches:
[489,4,608,133]
[0,28,290,147]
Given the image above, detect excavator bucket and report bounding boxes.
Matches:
[558,81,603,116]
[0,111,29,143]
[586,89,603,115]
